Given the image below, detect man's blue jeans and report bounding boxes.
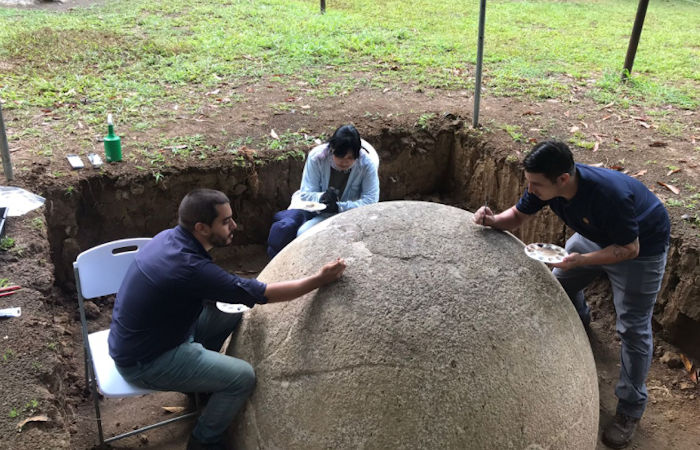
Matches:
[553,233,668,419]
[116,304,253,443]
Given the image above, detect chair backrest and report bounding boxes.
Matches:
[73,238,151,299]
[360,139,380,168]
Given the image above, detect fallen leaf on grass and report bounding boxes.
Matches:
[649,141,668,147]
[270,129,279,140]
[638,121,651,129]
[590,162,604,167]
[600,101,615,109]
[667,168,681,176]
[162,406,186,414]
[593,141,600,152]
[609,165,625,171]
[16,415,49,431]
[569,125,580,133]
[658,182,680,195]
[631,169,648,178]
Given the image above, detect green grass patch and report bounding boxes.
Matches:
[0,236,16,251]
[0,0,697,161]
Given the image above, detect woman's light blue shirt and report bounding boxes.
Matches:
[298,140,379,212]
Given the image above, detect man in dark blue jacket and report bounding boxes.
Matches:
[474,140,670,449]
[109,188,345,450]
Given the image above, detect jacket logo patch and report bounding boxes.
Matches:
[583,217,590,225]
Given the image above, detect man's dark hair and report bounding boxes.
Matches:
[178,189,230,232]
[523,140,576,183]
[328,124,362,159]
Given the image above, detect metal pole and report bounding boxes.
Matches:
[473,0,486,128]
[320,0,326,14]
[0,102,13,181]
[622,0,649,81]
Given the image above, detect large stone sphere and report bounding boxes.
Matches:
[229,201,598,449]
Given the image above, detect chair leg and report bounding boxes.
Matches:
[86,354,105,446]
[82,349,89,394]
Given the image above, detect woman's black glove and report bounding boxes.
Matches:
[320,188,339,213]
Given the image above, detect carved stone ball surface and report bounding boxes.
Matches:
[229,201,598,450]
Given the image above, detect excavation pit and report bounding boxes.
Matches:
[39,121,700,358]
[3,118,698,448]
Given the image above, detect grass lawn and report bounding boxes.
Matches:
[0,0,697,149]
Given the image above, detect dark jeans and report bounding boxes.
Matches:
[117,304,252,443]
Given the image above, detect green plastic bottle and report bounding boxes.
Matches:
[104,114,122,162]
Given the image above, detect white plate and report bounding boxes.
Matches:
[216,302,250,314]
[294,201,327,212]
[524,243,569,264]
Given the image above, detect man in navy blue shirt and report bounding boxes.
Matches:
[109,189,346,450]
[474,140,669,449]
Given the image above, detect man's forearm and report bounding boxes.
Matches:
[264,275,323,303]
[577,241,639,266]
[491,206,529,231]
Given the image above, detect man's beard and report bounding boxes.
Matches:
[210,232,233,248]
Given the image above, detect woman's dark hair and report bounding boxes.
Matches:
[328,124,361,159]
[523,140,575,183]
[178,189,230,231]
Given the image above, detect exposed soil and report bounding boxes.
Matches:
[1,3,699,448]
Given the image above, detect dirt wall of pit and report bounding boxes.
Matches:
[42,120,700,357]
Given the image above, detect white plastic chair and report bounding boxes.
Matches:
[360,138,380,168]
[73,238,199,445]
